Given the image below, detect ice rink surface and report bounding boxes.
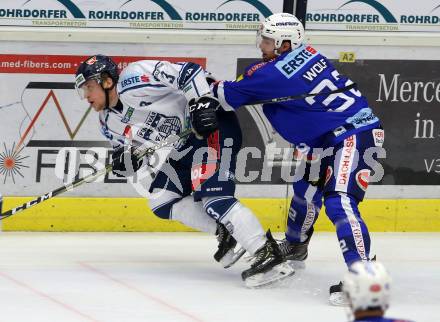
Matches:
[0,232,439,322]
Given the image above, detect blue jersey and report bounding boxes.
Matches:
[354,317,414,322]
[213,44,380,148]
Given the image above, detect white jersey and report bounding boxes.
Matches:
[99,59,210,150]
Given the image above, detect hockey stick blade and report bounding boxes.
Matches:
[0,129,192,220]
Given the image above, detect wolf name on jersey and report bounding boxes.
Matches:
[99,60,209,150]
[213,44,380,148]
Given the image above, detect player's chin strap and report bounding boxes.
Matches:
[243,83,357,107]
[103,82,117,110]
[98,75,118,110]
[0,129,193,221]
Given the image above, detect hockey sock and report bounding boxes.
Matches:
[171,196,217,234]
[203,197,266,255]
[286,181,322,243]
[324,192,371,265]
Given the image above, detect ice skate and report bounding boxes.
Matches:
[329,257,376,306]
[278,228,313,269]
[329,281,348,306]
[214,223,245,268]
[242,230,295,288]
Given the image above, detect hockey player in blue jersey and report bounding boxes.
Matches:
[200,12,385,300]
[343,261,414,322]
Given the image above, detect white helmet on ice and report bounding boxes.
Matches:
[343,261,391,313]
[257,13,305,50]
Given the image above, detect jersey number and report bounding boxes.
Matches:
[160,71,175,84]
[305,70,361,112]
[339,239,349,253]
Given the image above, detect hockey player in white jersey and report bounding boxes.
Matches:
[75,55,294,287]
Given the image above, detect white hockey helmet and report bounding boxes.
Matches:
[257,13,305,50]
[343,261,391,313]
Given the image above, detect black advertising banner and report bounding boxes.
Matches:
[236,58,440,185]
[334,60,440,185]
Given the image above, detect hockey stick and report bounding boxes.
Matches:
[242,83,357,106]
[0,129,192,220]
[1,82,356,220]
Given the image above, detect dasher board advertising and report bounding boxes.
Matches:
[306,0,440,32]
[0,1,282,30]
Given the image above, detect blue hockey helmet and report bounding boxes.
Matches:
[75,54,119,99]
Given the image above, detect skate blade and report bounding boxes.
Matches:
[329,292,349,306]
[244,262,295,288]
[287,260,306,270]
[221,247,246,269]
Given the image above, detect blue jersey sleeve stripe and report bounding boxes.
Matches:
[191,79,200,97]
[177,63,185,86]
[177,63,202,89]
[152,61,161,80]
[212,82,219,98]
[119,83,166,95]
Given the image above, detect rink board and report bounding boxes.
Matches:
[2,197,440,232]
